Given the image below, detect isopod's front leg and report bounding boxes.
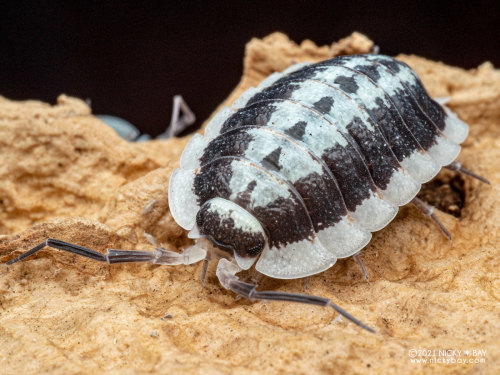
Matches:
[216,258,377,334]
[5,238,206,267]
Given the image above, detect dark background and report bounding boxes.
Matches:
[1,1,499,136]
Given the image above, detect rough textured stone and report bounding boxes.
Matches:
[0,32,498,374]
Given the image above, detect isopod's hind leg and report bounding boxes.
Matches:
[446,161,490,185]
[216,259,377,334]
[353,253,370,281]
[411,198,452,240]
[5,238,206,266]
[411,162,489,240]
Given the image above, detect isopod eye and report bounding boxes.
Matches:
[196,198,266,270]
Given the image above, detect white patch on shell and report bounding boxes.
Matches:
[263,100,350,150]
[180,133,210,169]
[287,80,375,132]
[312,65,393,109]
[383,60,420,90]
[316,216,372,259]
[380,168,421,206]
[204,106,234,138]
[426,136,461,167]
[244,127,324,182]
[440,104,469,144]
[255,236,336,279]
[227,159,291,207]
[349,191,398,232]
[399,149,441,183]
[168,168,199,230]
[232,86,259,108]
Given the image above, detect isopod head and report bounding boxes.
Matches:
[193,198,266,270]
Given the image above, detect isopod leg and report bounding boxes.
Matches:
[304,276,310,291]
[6,239,108,264]
[353,253,370,281]
[216,259,377,334]
[445,162,490,184]
[411,198,452,240]
[6,238,206,266]
[200,250,213,285]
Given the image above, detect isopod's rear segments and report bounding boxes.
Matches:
[364,55,469,143]
[266,63,442,184]
[254,56,466,180]
[328,56,462,167]
[368,57,468,145]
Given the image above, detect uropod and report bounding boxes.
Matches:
[6,54,489,333]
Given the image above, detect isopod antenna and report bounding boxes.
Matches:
[5,238,377,334]
[216,258,378,334]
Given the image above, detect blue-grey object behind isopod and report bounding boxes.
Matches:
[97,95,196,140]
[6,54,490,334]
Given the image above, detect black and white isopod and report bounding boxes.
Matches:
[6,54,489,333]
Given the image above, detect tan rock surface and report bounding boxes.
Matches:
[0,32,499,374]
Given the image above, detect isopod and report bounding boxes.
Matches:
[5,54,489,333]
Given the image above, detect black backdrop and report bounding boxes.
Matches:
[1,1,499,136]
